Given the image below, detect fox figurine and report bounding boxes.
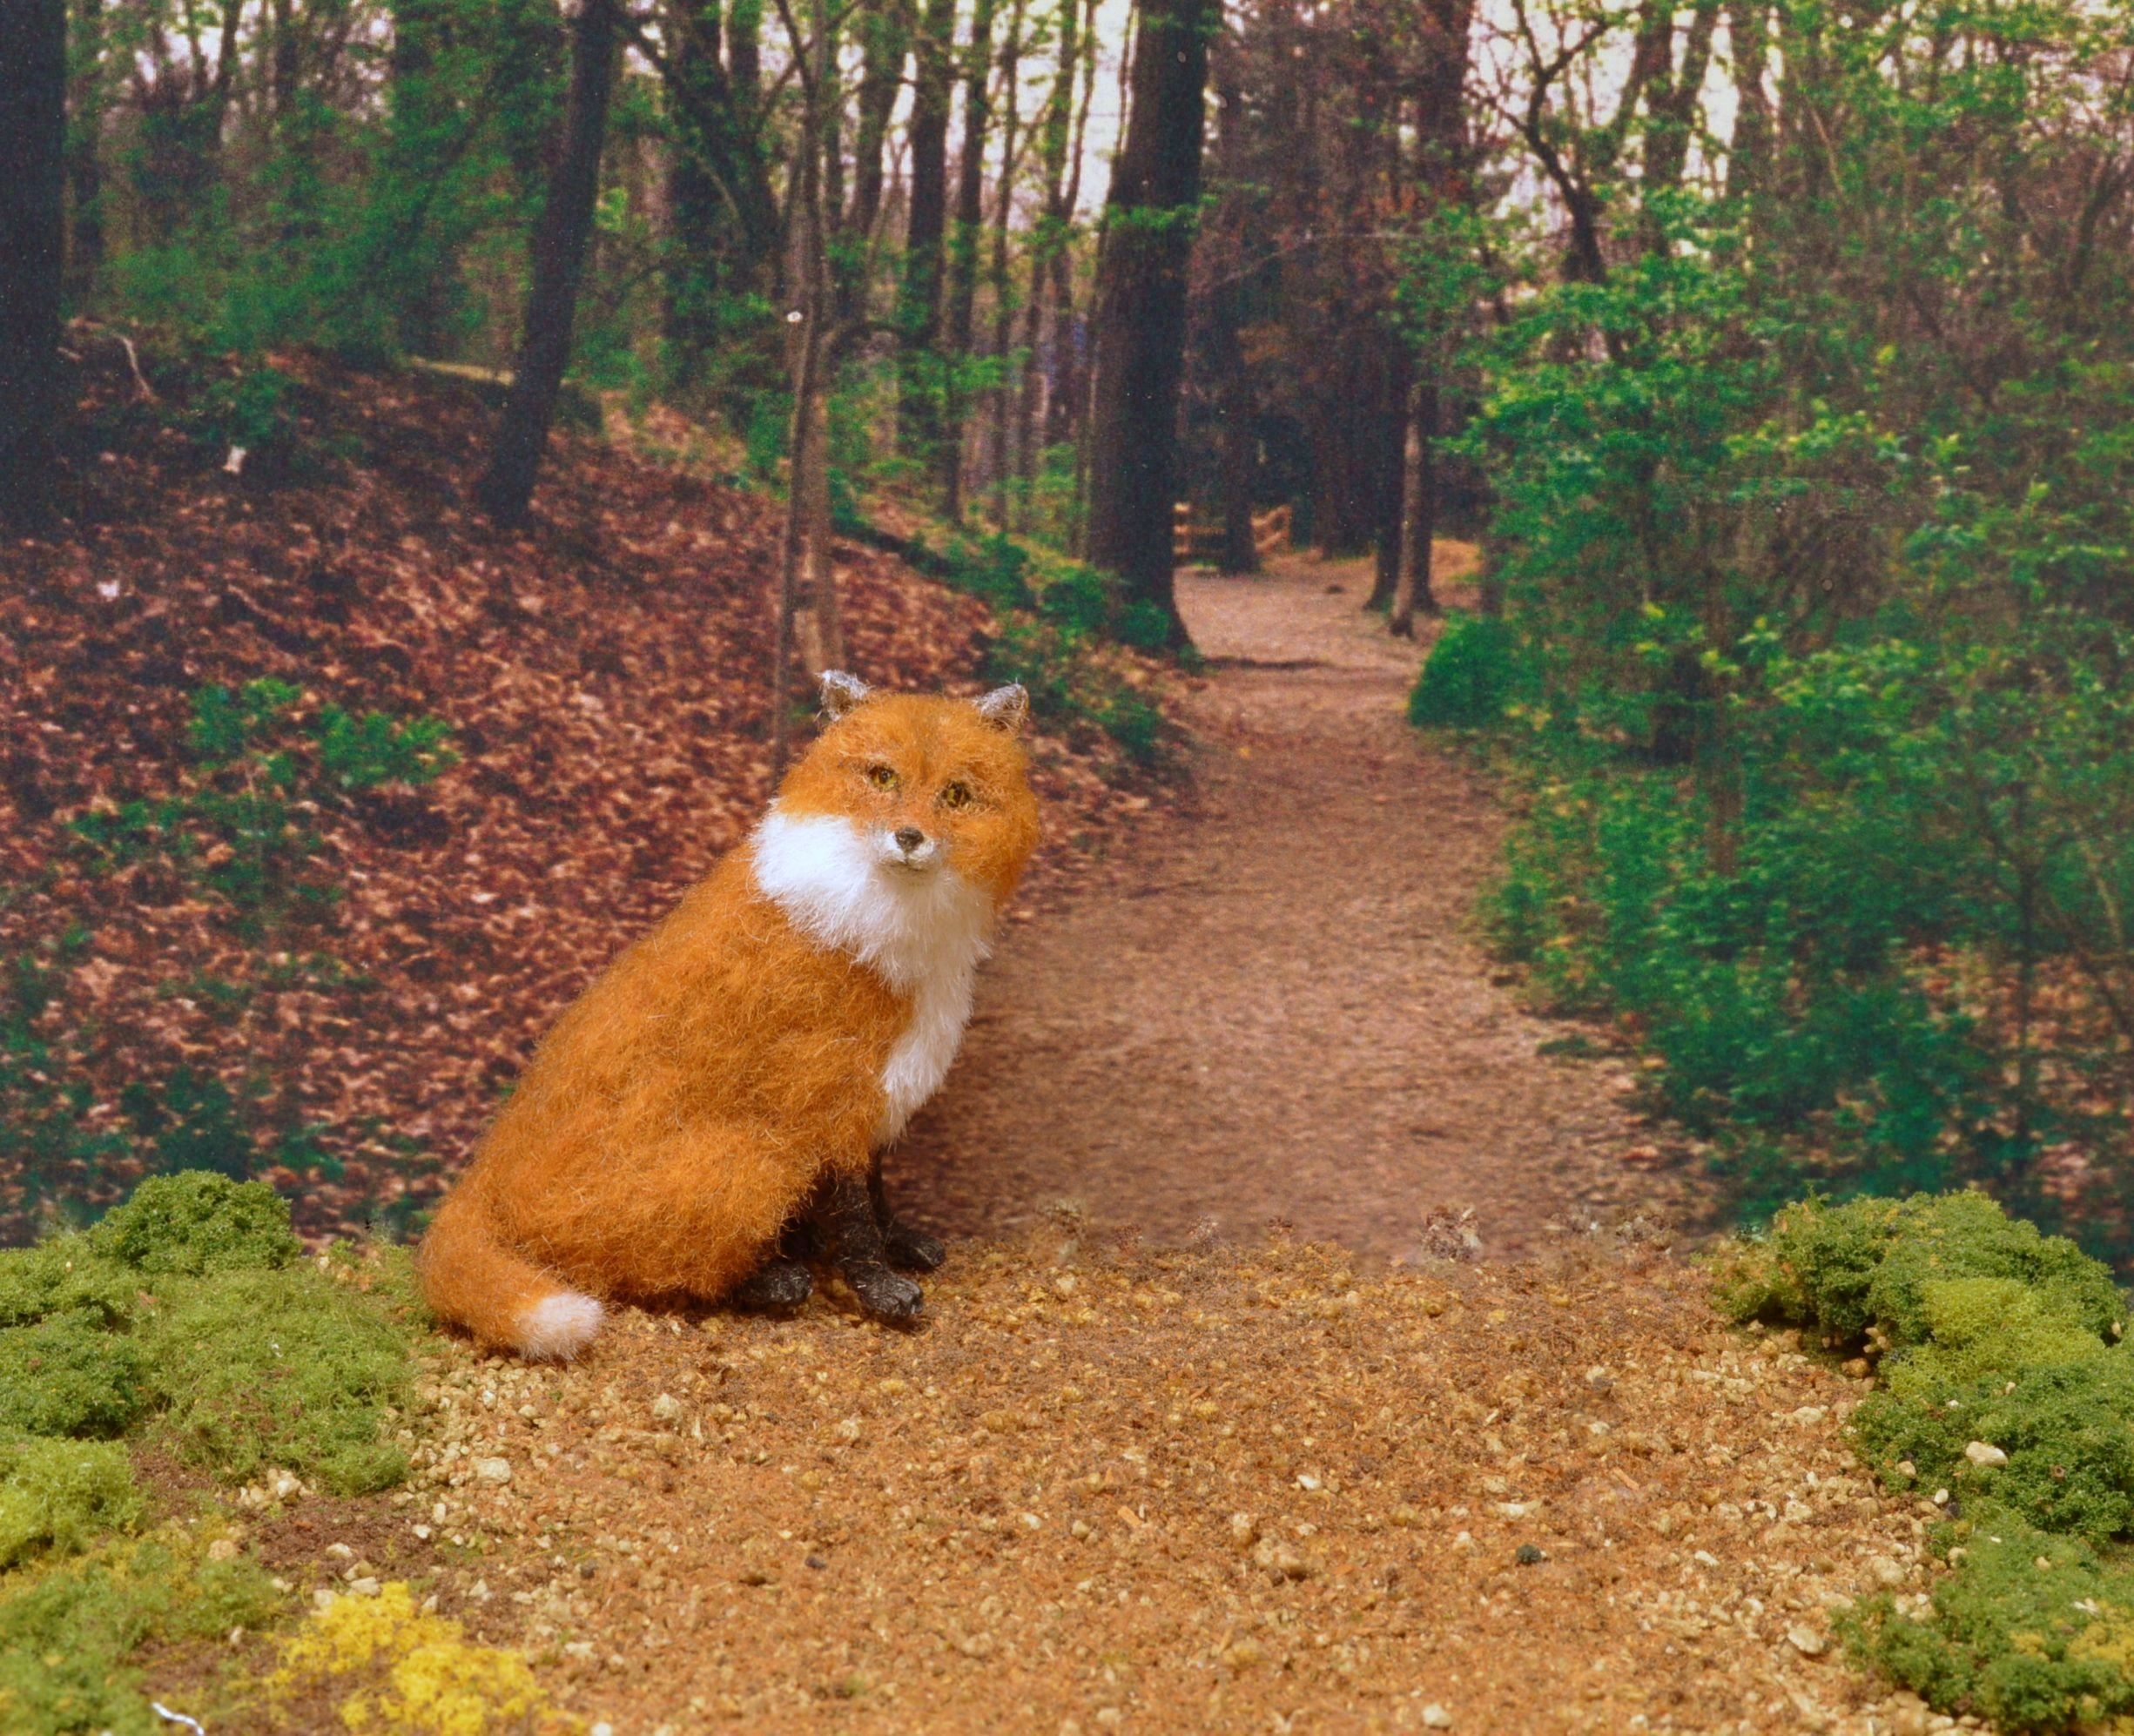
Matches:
[416,671,1040,1360]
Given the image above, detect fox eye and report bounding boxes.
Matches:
[866,764,899,791]
[939,780,973,811]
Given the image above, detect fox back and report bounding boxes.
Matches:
[416,676,1040,1357]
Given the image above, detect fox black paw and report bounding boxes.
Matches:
[730,1256,814,1315]
[850,1264,924,1324]
[882,1219,946,1274]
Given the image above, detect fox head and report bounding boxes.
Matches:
[765,671,1041,910]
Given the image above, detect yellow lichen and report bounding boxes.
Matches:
[267,1582,573,1735]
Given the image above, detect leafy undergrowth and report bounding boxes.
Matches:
[0,1171,443,1735]
[3,339,1166,1241]
[1718,1192,2134,1729]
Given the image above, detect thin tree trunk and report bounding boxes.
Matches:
[898,0,958,461]
[476,0,620,526]
[64,0,101,305]
[1083,0,1215,646]
[1389,375,1440,635]
[984,0,1028,525]
[1364,347,1408,609]
[838,0,912,321]
[1,0,67,521]
[939,0,1000,519]
[1013,0,1079,512]
[773,0,837,778]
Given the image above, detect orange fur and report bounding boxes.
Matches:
[417,686,1040,1358]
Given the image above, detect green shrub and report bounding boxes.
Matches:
[312,705,457,791]
[143,1267,413,1494]
[0,1440,143,1570]
[1713,1193,2124,1350]
[87,1173,300,1277]
[0,1535,281,1736]
[0,1314,146,1440]
[1410,613,1519,728]
[0,1238,133,1331]
[1843,1509,2134,1732]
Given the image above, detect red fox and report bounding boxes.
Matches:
[416,673,1040,1359]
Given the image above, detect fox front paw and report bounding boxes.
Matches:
[730,1256,815,1315]
[849,1263,924,1324]
[882,1218,946,1274]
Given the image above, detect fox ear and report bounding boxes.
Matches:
[974,683,1029,735]
[818,670,872,720]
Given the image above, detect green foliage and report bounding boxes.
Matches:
[118,1067,255,1181]
[86,1172,300,1276]
[0,1534,281,1736]
[1409,614,1520,729]
[0,1173,414,1733]
[1712,1193,2124,1350]
[311,705,457,791]
[1717,1194,2134,1723]
[69,680,453,929]
[0,1315,146,1440]
[1843,1511,2134,1732]
[0,929,125,1230]
[0,1441,143,1571]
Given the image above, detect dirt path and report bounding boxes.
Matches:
[226,561,1939,1736]
[896,553,1713,1260]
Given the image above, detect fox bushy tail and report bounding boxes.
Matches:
[417,1189,604,1361]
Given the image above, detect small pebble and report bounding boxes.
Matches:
[1964,1441,2007,1468]
[1422,1706,1454,1729]
[472,1457,512,1484]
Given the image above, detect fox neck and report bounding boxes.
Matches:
[750,804,994,1143]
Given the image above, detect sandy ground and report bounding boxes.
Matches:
[894,554,1716,1260]
[219,554,1948,1735]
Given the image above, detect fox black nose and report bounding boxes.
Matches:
[895,825,926,852]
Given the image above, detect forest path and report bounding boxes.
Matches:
[894,549,1716,1262]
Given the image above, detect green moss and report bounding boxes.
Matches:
[0,1440,142,1569]
[145,1268,412,1494]
[0,1239,136,1330]
[0,1534,282,1736]
[87,1171,301,1276]
[1713,1192,2125,1350]
[0,1312,147,1439]
[1887,1278,2110,1392]
[1842,1507,2134,1731]
[1866,1194,2124,1349]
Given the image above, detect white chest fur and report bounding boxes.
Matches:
[751,805,993,1143]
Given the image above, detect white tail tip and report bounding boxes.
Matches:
[517,1290,604,1361]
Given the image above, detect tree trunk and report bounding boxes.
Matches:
[1,0,67,521]
[939,0,1000,519]
[1083,0,1215,645]
[898,0,959,461]
[1364,350,1408,608]
[476,0,620,526]
[1389,375,1440,635]
[838,0,912,321]
[983,0,1028,525]
[64,0,100,305]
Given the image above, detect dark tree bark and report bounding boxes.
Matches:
[64,0,101,304]
[982,0,1028,524]
[939,0,1000,518]
[898,0,959,457]
[1206,54,1258,575]
[1083,0,1216,647]
[476,0,621,526]
[1,0,67,521]
[838,0,912,321]
[662,0,782,384]
[1389,377,1440,634]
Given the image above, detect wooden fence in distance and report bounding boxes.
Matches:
[1173,503,1293,567]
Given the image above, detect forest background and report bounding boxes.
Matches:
[5,0,2134,1260]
